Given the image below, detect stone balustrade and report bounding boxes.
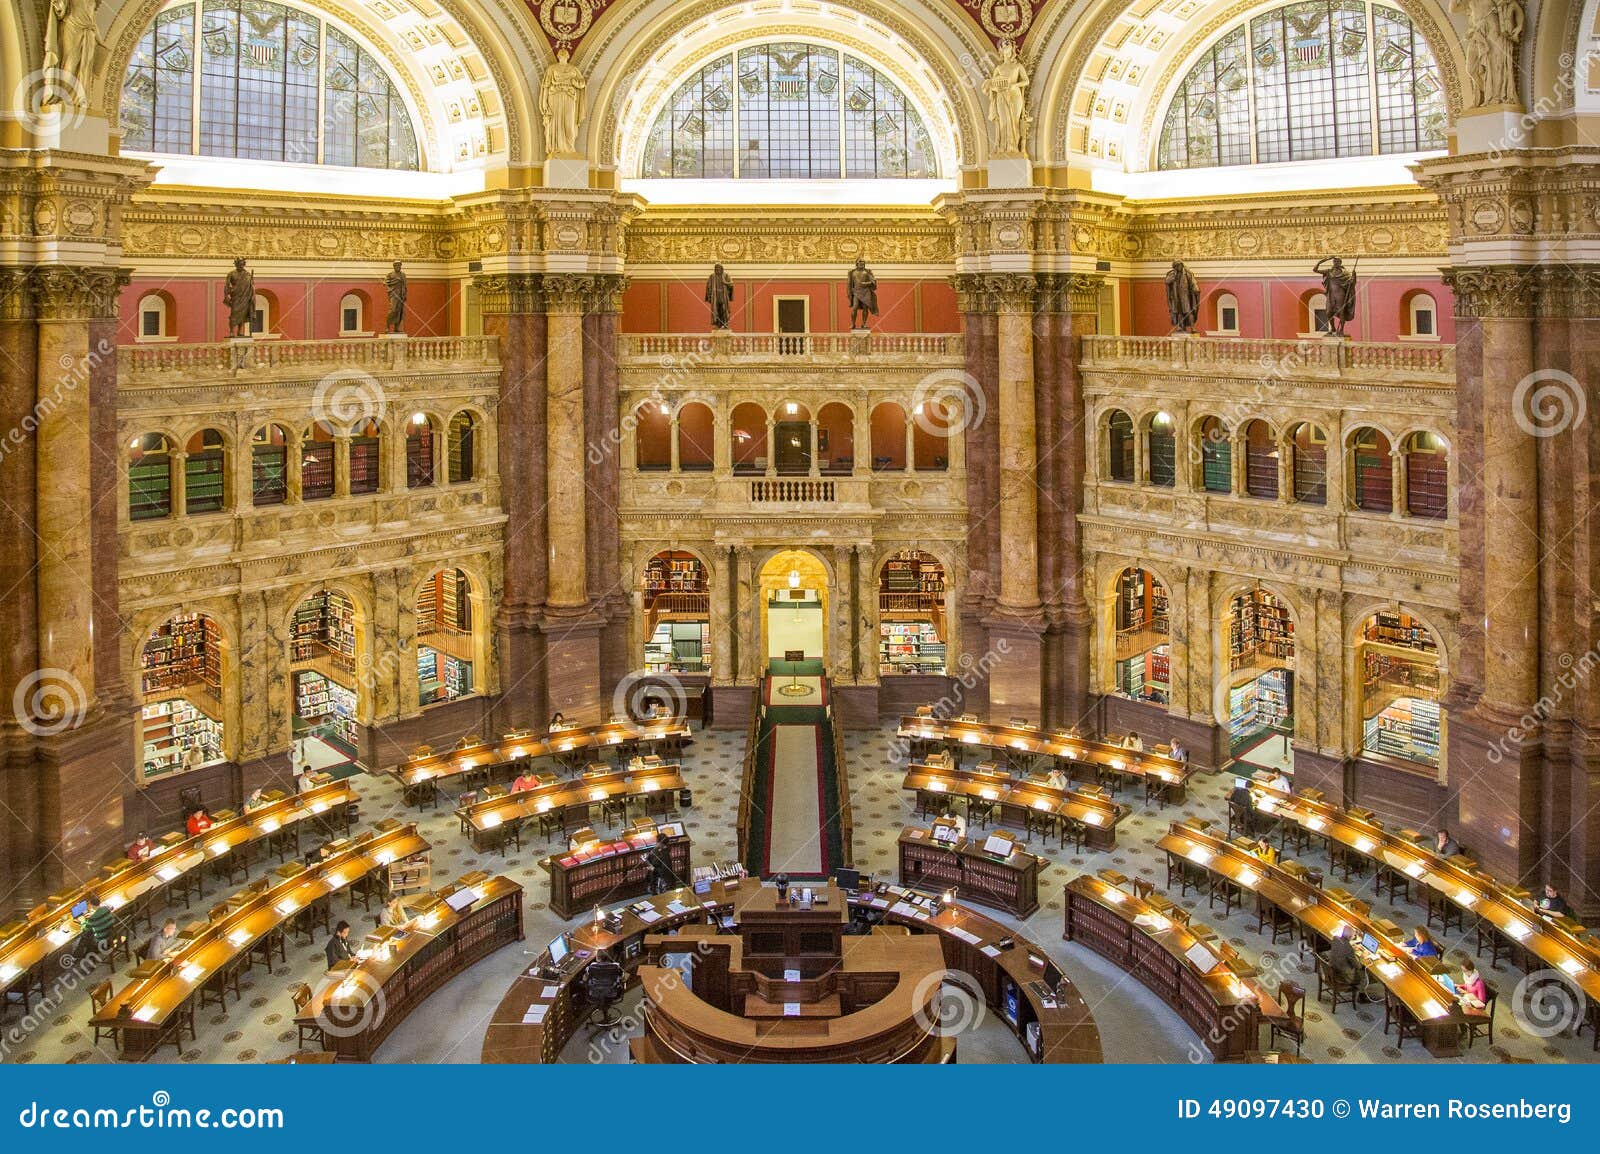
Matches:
[618,331,963,365]
[119,334,501,384]
[1081,334,1454,381]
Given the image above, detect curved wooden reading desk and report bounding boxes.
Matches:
[482,876,1101,1064]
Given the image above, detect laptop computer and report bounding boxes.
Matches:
[1361,932,1380,954]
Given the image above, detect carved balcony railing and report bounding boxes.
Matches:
[749,479,836,503]
[618,331,963,366]
[119,335,501,384]
[1081,335,1454,381]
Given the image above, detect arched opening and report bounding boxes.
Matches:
[911,399,951,471]
[1225,588,1294,767]
[139,612,225,780]
[635,401,672,470]
[250,423,291,505]
[252,292,274,336]
[1403,431,1449,519]
[184,429,227,515]
[137,292,171,341]
[1350,427,1393,512]
[817,402,854,475]
[870,403,907,471]
[878,550,947,675]
[1213,292,1240,335]
[289,588,363,774]
[644,551,711,673]
[1197,416,1232,492]
[349,417,382,495]
[1113,568,1170,706]
[417,568,476,706]
[1289,422,1327,505]
[730,403,767,474]
[447,412,477,482]
[1145,412,1176,487]
[301,421,336,501]
[1303,292,1329,335]
[128,433,175,520]
[406,412,436,488]
[1403,290,1438,339]
[1242,420,1278,499]
[339,292,367,335]
[1106,409,1135,482]
[1358,610,1442,767]
[760,549,828,672]
[774,401,812,474]
[677,402,715,471]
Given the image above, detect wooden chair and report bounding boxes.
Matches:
[159,1002,198,1058]
[966,798,996,831]
[1383,989,1423,1049]
[1256,896,1295,943]
[1166,851,1203,897]
[493,817,524,857]
[291,983,324,1050]
[1314,952,1361,1014]
[1461,982,1498,1049]
[1208,873,1243,916]
[1024,807,1059,848]
[1268,980,1306,1055]
[347,871,382,913]
[1330,842,1368,882]
[1375,863,1412,904]
[1474,920,1511,969]
[247,927,287,974]
[1059,816,1087,854]
[537,806,565,844]
[1131,878,1155,902]
[1426,888,1464,935]
[89,979,120,1049]
[199,956,243,1011]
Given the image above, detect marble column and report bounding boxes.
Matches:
[993,275,1039,613]
[711,548,735,685]
[830,544,854,682]
[735,547,757,681]
[853,544,878,686]
[545,277,589,610]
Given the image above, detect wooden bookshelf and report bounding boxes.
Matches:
[545,832,690,919]
[898,827,1040,917]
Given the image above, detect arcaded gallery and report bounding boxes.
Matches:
[2,0,1599,1071]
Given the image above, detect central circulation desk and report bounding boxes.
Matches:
[898,826,1041,916]
[0,780,356,1008]
[458,765,688,853]
[1250,786,1600,1001]
[901,760,1124,849]
[93,822,430,1059]
[390,719,693,805]
[299,874,524,1061]
[896,715,1192,801]
[1158,820,1485,1057]
[1064,874,1287,1060]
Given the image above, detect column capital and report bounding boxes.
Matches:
[1441,264,1600,319]
[473,272,544,316]
[1035,272,1103,315]
[32,265,129,321]
[541,273,630,314]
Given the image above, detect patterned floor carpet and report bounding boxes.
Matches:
[5,720,1595,1065]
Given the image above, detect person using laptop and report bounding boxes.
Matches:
[1455,961,1488,1011]
[1537,883,1572,918]
[1228,778,1256,835]
[1435,827,1460,857]
[1403,926,1442,958]
[1327,925,1374,1001]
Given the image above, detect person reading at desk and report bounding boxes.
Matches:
[126,832,156,861]
[144,918,181,961]
[943,809,968,839]
[1328,926,1375,1002]
[1537,884,1572,918]
[186,807,214,836]
[297,765,318,794]
[1266,770,1292,794]
[1455,961,1488,1011]
[1252,837,1278,865]
[511,769,541,793]
[1043,767,1068,791]
[1168,739,1188,765]
[78,895,122,958]
[1434,827,1460,857]
[548,711,566,730]
[380,897,409,929]
[243,787,268,812]
[1403,926,1441,958]
[325,921,356,969]
[1122,731,1143,752]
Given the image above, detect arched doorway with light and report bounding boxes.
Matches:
[759,549,829,675]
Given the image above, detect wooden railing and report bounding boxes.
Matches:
[1081,334,1454,379]
[735,688,763,871]
[120,334,500,382]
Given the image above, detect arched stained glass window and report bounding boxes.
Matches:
[641,41,937,178]
[121,1,420,170]
[1157,0,1445,170]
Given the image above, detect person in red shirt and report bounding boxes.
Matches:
[511,770,541,793]
[186,807,213,836]
[126,832,155,861]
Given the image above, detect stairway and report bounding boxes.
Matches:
[742,673,848,879]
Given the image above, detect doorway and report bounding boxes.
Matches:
[775,297,808,355]
[759,549,828,672]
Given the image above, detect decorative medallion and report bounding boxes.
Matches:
[1368,227,1395,250]
[995,222,1024,247]
[539,0,593,45]
[979,0,1033,42]
[1235,232,1261,254]
[1470,201,1505,234]
[555,224,584,248]
[65,201,98,235]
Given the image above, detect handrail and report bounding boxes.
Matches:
[831,706,855,868]
[735,687,762,870]
[119,334,500,383]
[1080,333,1454,379]
[620,332,963,361]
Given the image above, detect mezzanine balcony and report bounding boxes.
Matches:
[1081,334,1454,381]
